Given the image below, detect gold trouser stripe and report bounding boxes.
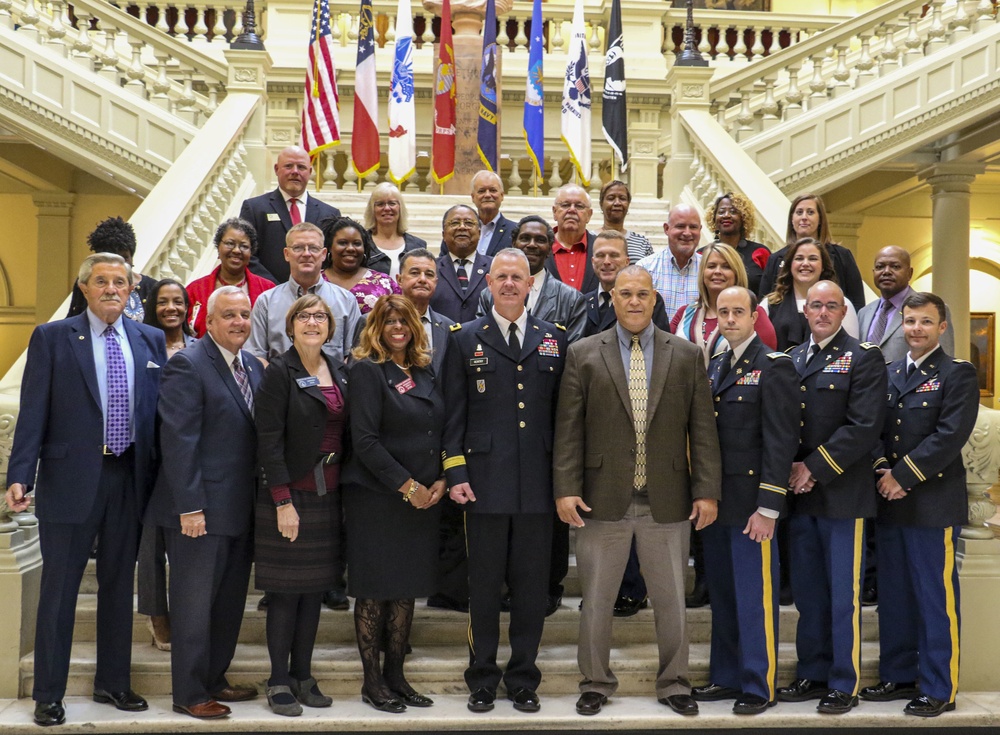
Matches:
[849,518,864,696]
[943,528,960,703]
[463,512,475,657]
[818,445,844,475]
[903,454,926,483]
[760,483,787,496]
[443,455,467,470]
[761,539,777,701]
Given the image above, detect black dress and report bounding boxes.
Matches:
[342,359,445,600]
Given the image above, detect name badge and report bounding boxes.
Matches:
[296,376,320,388]
[469,357,489,367]
[395,377,416,394]
[266,212,281,222]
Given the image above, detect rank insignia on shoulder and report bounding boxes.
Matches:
[860,342,878,350]
[555,323,567,331]
[449,323,463,332]
[767,352,791,359]
[953,358,970,364]
[711,349,727,360]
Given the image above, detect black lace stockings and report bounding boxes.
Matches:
[354,598,416,698]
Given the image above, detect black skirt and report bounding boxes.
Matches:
[254,487,342,594]
[342,482,441,600]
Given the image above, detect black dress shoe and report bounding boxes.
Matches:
[93,688,148,711]
[861,585,878,606]
[545,594,562,617]
[507,687,540,712]
[613,595,648,618]
[817,689,858,714]
[779,584,794,606]
[323,589,350,611]
[426,594,468,613]
[905,694,955,717]
[361,690,406,713]
[859,680,919,702]
[691,683,740,701]
[658,694,699,716]
[685,582,709,608]
[733,693,776,715]
[777,678,827,702]
[575,691,607,716]
[499,591,511,612]
[33,701,65,727]
[257,593,270,610]
[468,687,496,712]
[391,687,433,707]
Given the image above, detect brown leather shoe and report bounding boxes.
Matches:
[211,684,258,702]
[172,700,231,719]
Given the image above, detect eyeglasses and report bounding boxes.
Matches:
[556,201,590,211]
[445,219,478,229]
[220,239,251,253]
[806,301,843,313]
[295,311,330,323]
[374,200,400,209]
[288,245,325,255]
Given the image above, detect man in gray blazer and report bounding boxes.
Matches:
[858,246,954,364]
[554,266,721,717]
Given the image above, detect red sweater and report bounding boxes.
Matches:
[185,266,275,338]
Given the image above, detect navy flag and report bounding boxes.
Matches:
[477,0,499,171]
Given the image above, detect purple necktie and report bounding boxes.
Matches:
[233,357,254,416]
[104,326,130,455]
[870,300,893,344]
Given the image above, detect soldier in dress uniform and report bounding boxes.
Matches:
[695,287,799,715]
[859,292,979,718]
[777,281,887,714]
[442,248,567,714]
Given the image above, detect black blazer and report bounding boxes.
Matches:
[256,346,350,490]
[241,189,341,284]
[437,213,514,257]
[545,230,598,294]
[426,305,456,377]
[758,241,866,311]
[583,288,671,337]
[368,231,428,275]
[342,359,445,493]
[428,252,493,324]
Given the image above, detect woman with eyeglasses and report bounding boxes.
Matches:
[364,183,428,277]
[342,295,445,713]
[254,294,349,716]
[186,218,276,337]
[320,216,400,315]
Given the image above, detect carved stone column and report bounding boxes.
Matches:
[957,405,1000,691]
[627,103,667,201]
[31,192,75,325]
[224,49,274,196]
[664,66,714,207]
[826,212,864,258]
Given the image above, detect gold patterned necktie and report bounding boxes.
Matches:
[629,334,648,490]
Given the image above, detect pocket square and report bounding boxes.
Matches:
[146,360,161,368]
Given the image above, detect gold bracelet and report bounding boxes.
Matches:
[403,480,418,503]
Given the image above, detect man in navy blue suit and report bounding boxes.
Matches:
[6,253,167,727]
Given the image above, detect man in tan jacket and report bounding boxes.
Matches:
[554,266,721,717]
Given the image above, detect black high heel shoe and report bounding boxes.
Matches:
[391,686,433,707]
[361,689,407,713]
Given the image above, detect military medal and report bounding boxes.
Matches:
[538,337,560,357]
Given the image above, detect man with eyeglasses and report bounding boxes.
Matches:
[637,204,703,316]
[547,185,599,293]
[246,222,360,367]
[429,204,493,324]
[241,145,341,284]
[777,280,886,715]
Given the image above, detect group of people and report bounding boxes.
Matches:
[6,146,980,727]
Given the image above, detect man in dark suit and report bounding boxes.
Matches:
[443,249,567,714]
[6,253,166,727]
[398,248,455,377]
[429,205,492,324]
[547,184,598,293]
[145,286,262,719]
[778,280,887,715]
[860,292,979,718]
[472,170,515,257]
[696,287,799,715]
[553,265,721,717]
[241,145,341,284]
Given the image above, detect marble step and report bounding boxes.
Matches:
[70,595,881,647]
[19,640,883,699]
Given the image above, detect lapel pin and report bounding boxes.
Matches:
[79,335,85,340]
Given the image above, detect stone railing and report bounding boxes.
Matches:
[120,0,255,46]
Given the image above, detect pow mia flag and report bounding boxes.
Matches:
[602,0,628,173]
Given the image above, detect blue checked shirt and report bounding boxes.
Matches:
[636,250,702,315]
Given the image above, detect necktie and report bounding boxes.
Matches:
[869,299,893,343]
[289,197,302,225]
[717,350,733,383]
[233,357,255,416]
[104,326,130,455]
[456,259,469,292]
[629,335,648,491]
[508,322,521,359]
[806,343,821,364]
[599,291,611,317]
[906,361,916,379]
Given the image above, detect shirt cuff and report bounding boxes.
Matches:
[757,507,780,520]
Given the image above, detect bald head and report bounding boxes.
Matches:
[872,246,913,299]
[804,280,847,341]
[274,146,312,198]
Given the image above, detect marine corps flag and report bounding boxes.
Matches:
[561,0,591,186]
[602,0,628,172]
[388,0,416,184]
[523,0,544,179]
[432,0,456,184]
[476,0,499,171]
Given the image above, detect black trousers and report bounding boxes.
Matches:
[465,511,552,693]
[435,498,469,605]
[33,450,139,702]
[136,524,168,617]
[164,529,252,706]
[548,514,569,598]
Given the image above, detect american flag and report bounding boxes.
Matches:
[302,0,341,157]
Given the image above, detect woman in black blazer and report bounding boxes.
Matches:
[255,294,349,717]
[343,294,446,713]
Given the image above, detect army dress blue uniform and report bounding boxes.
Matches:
[442,312,566,695]
[787,329,887,696]
[705,336,799,703]
[872,347,979,706]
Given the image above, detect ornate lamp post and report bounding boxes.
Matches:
[231,0,265,50]
[675,0,707,67]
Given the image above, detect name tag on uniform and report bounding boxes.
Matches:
[469,357,489,367]
[395,377,416,394]
[267,213,281,222]
[296,376,320,388]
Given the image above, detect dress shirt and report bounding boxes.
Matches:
[906,349,934,374]
[636,250,702,315]
[866,286,911,342]
[208,333,243,376]
[527,269,546,313]
[615,321,654,385]
[490,306,528,349]
[280,189,308,222]
[552,231,589,291]
[477,213,500,255]
[805,328,841,359]
[247,277,360,363]
[420,310,434,348]
[87,309,135,442]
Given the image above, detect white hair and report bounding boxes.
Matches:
[207,285,249,315]
[78,253,132,285]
